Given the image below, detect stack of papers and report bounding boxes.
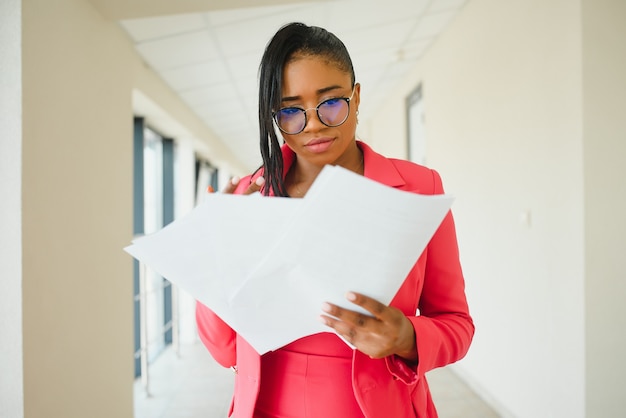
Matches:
[125,165,453,354]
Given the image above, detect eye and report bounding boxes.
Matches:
[321,98,342,107]
[279,107,302,116]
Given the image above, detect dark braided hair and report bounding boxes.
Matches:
[258,22,356,196]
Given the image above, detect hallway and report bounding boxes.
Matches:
[134,343,500,418]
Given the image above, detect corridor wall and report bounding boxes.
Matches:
[367,0,626,416]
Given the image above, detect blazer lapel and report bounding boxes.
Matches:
[277,140,407,189]
[359,141,406,189]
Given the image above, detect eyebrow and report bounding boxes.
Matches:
[281,85,345,103]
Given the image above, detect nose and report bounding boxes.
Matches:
[302,108,325,132]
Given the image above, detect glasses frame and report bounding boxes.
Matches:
[273,88,356,135]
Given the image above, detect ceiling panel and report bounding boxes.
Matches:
[327,0,430,30]
[180,84,238,108]
[409,10,459,40]
[119,13,206,42]
[160,60,231,92]
[134,30,220,70]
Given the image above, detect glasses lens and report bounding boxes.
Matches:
[318,98,349,127]
[275,108,305,134]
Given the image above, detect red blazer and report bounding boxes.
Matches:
[196,141,474,417]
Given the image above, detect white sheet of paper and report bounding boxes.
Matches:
[125,165,454,355]
[125,193,302,328]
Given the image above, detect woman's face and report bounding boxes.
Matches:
[279,55,361,168]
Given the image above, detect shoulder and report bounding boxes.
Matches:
[360,141,443,195]
[388,157,434,178]
[390,158,444,195]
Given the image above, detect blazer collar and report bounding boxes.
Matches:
[282,141,406,188]
[253,140,407,191]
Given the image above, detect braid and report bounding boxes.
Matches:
[258,56,286,196]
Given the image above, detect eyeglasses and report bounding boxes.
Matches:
[273,88,355,135]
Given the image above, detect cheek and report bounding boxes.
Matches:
[282,136,298,150]
[340,117,358,138]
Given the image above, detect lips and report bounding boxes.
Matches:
[304,137,334,153]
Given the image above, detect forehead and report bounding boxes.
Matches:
[281,56,352,97]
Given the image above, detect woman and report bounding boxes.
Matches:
[196,22,474,417]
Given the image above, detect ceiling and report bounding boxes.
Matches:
[118,0,468,171]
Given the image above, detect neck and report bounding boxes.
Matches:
[287,144,364,198]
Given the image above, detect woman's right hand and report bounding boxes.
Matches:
[218,176,265,195]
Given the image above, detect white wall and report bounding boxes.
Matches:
[369,0,585,416]
[0,0,24,417]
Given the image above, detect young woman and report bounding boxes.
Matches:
[196,22,474,418]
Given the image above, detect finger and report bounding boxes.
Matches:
[318,314,359,343]
[321,302,377,329]
[319,312,387,359]
[241,176,265,195]
[345,292,388,320]
[221,176,240,194]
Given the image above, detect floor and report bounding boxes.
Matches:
[134,342,500,418]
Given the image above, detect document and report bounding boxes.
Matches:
[125,165,454,354]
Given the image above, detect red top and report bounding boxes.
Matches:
[254,333,365,417]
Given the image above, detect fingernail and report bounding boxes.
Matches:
[321,302,332,313]
[318,315,329,325]
[231,176,240,185]
[346,292,357,301]
[255,176,265,186]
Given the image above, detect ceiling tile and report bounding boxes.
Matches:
[205,3,308,27]
[211,6,327,58]
[180,85,240,110]
[135,30,219,70]
[400,39,433,60]
[224,51,263,80]
[328,0,430,30]
[408,10,458,41]
[119,13,206,42]
[195,96,242,119]
[160,60,231,92]
[338,19,416,55]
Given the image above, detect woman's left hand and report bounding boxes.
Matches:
[319,292,417,362]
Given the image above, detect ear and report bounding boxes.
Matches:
[353,82,361,113]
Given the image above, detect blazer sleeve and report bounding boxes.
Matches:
[386,169,474,382]
[195,301,237,368]
[412,169,474,376]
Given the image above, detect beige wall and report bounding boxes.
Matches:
[369,0,586,416]
[18,0,288,416]
[22,0,135,416]
[582,0,626,415]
